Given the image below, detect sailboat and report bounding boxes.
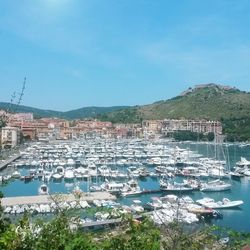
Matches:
[201,137,232,192]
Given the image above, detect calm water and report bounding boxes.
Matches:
[1,142,250,232]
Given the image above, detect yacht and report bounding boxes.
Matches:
[101,181,124,195]
[64,168,75,180]
[200,179,231,192]
[196,197,244,209]
[121,180,142,196]
[160,179,193,192]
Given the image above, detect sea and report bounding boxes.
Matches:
[1,142,250,232]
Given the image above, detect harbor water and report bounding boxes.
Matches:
[1,140,250,232]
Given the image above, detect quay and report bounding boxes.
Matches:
[0,154,21,171]
[1,192,116,207]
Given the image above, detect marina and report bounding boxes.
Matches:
[0,138,250,232]
[0,154,21,171]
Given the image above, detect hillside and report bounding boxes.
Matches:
[0,102,63,118]
[0,102,128,120]
[63,106,129,119]
[1,83,250,140]
[98,84,250,141]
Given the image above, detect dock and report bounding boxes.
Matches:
[1,192,116,207]
[0,154,21,171]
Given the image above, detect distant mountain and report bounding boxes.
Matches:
[98,84,250,141]
[0,102,129,120]
[0,102,63,118]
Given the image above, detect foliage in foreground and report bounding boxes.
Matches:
[1,189,250,250]
[0,212,161,250]
[1,212,250,250]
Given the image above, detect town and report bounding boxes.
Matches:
[0,109,222,149]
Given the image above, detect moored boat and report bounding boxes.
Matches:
[196,197,243,209]
[200,179,231,192]
[38,184,49,195]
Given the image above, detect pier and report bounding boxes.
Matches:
[1,192,116,207]
[0,154,21,171]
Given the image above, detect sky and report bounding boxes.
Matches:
[1,0,250,111]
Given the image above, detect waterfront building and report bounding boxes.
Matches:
[161,119,222,135]
[1,126,21,149]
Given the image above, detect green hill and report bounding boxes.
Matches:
[1,83,250,141]
[63,106,129,119]
[98,84,250,141]
[0,102,129,120]
[0,102,63,119]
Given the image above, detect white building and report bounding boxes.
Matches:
[1,127,21,149]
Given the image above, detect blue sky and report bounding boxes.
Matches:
[1,0,250,111]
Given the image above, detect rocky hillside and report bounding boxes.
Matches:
[98,84,250,141]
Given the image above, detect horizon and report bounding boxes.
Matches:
[1,1,250,111]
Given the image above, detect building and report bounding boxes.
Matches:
[1,127,21,149]
[162,119,222,135]
[142,120,163,137]
[10,112,33,122]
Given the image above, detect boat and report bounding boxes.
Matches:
[159,179,193,192]
[43,171,52,182]
[138,167,150,177]
[52,172,63,180]
[147,197,163,209]
[130,200,144,213]
[121,179,142,196]
[100,181,124,195]
[89,185,102,192]
[12,170,21,178]
[229,171,244,179]
[38,184,49,195]
[64,168,75,180]
[200,179,231,192]
[21,175,33,182]
[196,197,244,209]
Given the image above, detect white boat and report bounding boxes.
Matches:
[160,180,193,192]
[12,170,21,178]
[64,168,75,180]
[138,167,150,177]
[147,197,163,209]
[101,181,124,194]
[98,165,110,177]
[121,179,142,196]
[130,200,144,213]
[89,185,102,192]
[244,169,250,176]
[200,179,231,192]
[229,171,244,179]
[52,173,63,180]
[38,184,49,195]
[196,197,244,209]
[43,171,52,182]
[127,166,140,178]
